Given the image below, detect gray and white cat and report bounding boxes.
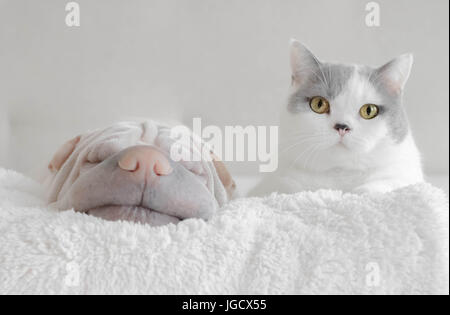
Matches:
[253,40,423,195]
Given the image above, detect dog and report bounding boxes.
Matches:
[44,121,235,226]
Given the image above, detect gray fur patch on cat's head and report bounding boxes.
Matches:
[288,62,353,113]
[288,40,413,143]
[368,65,411,143]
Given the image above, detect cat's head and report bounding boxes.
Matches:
[284,40,413,168]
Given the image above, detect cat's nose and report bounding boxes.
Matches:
[334,123,351,136]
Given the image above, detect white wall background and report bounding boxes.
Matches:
[0,0,448,176]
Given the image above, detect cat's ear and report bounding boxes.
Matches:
[290,39,321,86]
[376,54,413,96]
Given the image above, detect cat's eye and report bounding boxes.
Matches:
[360,104,379,120]
[309,96,330,114]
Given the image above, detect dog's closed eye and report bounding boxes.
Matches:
[48,136,81,172]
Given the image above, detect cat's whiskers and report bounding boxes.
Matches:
[300,144,319,170]
[288,143,317,171]
[347,135,370,149]
[302,141,331,170]
[281,134,326,145]
[283,130,328,138]
[288,139,329,171]
[282,130,332,144]
[280,134,327,156]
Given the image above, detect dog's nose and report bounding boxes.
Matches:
[118,146,173,176]
[334,123,351,136]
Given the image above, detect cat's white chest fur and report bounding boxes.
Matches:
[251,40,424,196]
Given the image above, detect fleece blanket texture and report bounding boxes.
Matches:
[0,168,448,295]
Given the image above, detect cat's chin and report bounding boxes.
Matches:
[328,140,355,153]
[325,141,374,162]
[334,138,373,155]
[336,141,350,150]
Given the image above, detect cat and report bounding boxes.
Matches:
[252,40,423,195]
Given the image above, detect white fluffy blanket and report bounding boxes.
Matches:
[0,168,448,295]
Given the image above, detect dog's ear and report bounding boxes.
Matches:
[211,153,236,200]
[48,135,81,172]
